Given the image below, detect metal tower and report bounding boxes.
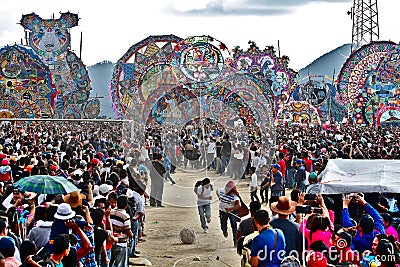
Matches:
[349,0,379,51]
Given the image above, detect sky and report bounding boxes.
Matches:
[0,0,399,70]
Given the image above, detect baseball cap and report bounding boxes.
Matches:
[271,164,280,170]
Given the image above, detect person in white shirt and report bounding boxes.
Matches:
[194,178,213,233]
[206,139,216,171]
[251,152,261,171]
[216,180,241,247]
[249,167,260,203]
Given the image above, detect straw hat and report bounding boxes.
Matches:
[64,191,86,208]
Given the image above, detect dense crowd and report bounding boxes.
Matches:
[0,120,398,266]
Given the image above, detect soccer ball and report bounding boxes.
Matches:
[179,228,196,244]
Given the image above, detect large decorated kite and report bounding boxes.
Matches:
[337,41,400,125]
[292,75,347,123]
[0,44,55,118]
[19,12,99,119]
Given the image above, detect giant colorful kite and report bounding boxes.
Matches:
[18,12,100,119]
[0,44,55,118]
[337,41,400,125]
[292,75,347,123]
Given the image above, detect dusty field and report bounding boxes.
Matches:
[130,168,257,267]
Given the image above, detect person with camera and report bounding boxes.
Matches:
[342,193,385,253]
[298,194,334,249]
[244,209,286,267]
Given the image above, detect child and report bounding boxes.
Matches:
[163,154,176,185]
[249,167,260,202]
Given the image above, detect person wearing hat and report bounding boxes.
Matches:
[216,180,241,247]
[269,196,303,256]
[294,159,307,193]
[98,184,113,198]
[270,164,284,197]
[245,209,286,267]
[342,193,385,253]
[0,159,11,182]
[64,191,87,209]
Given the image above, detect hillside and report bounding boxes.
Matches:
[298,43,352,79]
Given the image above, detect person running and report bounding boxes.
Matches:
[194,178,213,233]
[216,180,241,247]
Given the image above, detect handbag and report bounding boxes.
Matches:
[237,197,249,218]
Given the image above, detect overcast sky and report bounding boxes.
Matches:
[0,0,398,70]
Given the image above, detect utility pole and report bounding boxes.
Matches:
[348,0,379,51]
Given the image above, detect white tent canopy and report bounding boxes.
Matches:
[316,159,400,194]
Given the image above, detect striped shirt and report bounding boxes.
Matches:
[110,209,131,246]
[217,188,239,212]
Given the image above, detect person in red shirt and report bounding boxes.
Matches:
[277,152,286,179]
[302,151,313,173]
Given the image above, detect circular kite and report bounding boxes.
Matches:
[0,44,56,118]
[110,35,183,119]
[338,41,399,125]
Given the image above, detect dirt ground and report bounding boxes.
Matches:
[130,167,259,267]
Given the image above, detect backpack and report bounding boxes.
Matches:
[194,181,203,194]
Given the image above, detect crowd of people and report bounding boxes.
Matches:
[0,120,399,267]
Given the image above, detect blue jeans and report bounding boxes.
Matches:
[163,170,175,183]
[271,190,282,197]
[221,156,230,174]
[286,167,295,188]
[129,220,139,256]
[110,244,128,267]
[297,180,306,193]
[198,203,211,229]
[219,210,238,243]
